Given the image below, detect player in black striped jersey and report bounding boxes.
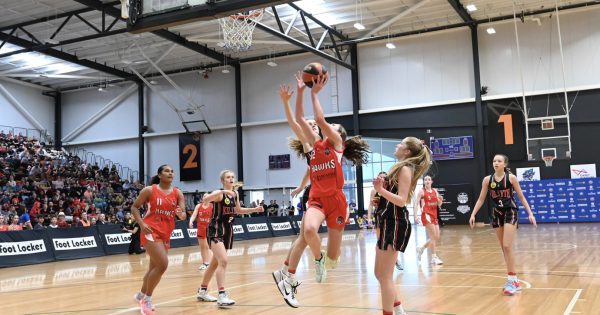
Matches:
[470,154,536,296]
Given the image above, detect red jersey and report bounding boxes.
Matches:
[144,185,180,232]
[196,203,213,226]
[421,188,439,215]
[308,139,344,198]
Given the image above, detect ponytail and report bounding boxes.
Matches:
[288,138,305,158]
[343,136,370,166]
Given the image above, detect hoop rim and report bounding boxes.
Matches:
[542,156,555,167]
[228,9,264,19]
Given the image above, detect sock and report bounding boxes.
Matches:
[287,268,296,275]
[204,262,210,267]
[316,252,323,262]
[200,285,208,291]
[144,295,152,301]
[508,272,517,282]
[284,260,289,267]
[383,310,393,315]
[218,287,225,294]
[394,301,401,307]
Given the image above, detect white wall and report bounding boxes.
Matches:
[242,123,308,189]
[0,80,54,135]
[358,28,475,110]
[479,7,600,97]
[241,54,354,123]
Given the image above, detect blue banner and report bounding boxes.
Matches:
[516,177,600,223]
[96,224,132,255]
[0,230,54,268]
[430,136,474,160]
[47,227,105,260]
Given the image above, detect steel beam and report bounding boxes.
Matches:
[447,0,475,24]
[0,32,131,78]
[127,0,294,33]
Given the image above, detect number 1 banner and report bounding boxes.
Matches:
[179,133,201,181]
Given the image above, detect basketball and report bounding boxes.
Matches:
[302,62,328,88]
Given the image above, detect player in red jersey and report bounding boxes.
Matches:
[272,73,321,301]
[196,170,263,307]
[470,154,536,296]
[276,75,369,308]
[189,196,213,270]
[414,175,444,265]
[374,137,431,315]
[131,165,186,315]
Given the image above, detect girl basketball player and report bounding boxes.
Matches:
[368,172,403,270]
[189,194,213,270]
[414,175,444,265]
[276,75,369,308]
[272,75,321,300]
[374,137,431,315]
[469,154,537,295]
[131,165,186,315]
[196,170,263,307]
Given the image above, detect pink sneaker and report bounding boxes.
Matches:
[139,298,154,315]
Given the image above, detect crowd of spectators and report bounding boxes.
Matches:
[0,131,143,231]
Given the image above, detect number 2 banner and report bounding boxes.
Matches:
[179,133,201,181]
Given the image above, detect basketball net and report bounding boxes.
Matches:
[543,156,555,167]
[218,9,264,51]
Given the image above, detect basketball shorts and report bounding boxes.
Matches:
[197,224,208,239]
[308,191,348,230]
[141,224,172,249]
[377,210,411,252]
[208,224,234,250]
[492,207,518,228]
[421,212,439,225]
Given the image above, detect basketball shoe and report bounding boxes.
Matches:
[394,304,407,315]
[196,288,217,302]
[139,297,154,315]
[277,275,300,308]
[217,292,235,307]
[315,250,327,282]
[431,255,443,265]
[503,280,520,296]
[395,259,404,270]
[416,246,425,263]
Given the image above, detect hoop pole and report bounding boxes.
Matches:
[555,0,573,157]
[513,1,531,160]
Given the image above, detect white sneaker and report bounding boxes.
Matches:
[416,246,425,263]
[314,251,327,283]
[431,256,443,265]
[198,263,209,270]
[395,260,404,271]
[217,292,235,307]
[394,304,407,315]
[325,255,340,269]
[196,288,217,302]
[272,268,286,285]
[277,276,300,308]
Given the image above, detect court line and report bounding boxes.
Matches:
[106,281,258,315]
[562,288,582,315]
[253,281,579,291]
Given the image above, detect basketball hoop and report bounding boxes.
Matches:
[218,9,264,51]
[543,156,555,167]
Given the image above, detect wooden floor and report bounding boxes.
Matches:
[2,224,599,315]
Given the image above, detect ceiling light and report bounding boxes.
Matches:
[353,22,365,30]
[149,80,158,85]
[486,27,496,34]
[222,68,230,73]
[267,60,278,67]
[44,38,60,45]
[386,42,396,49]
[466,4,477,12]
[216,42,226,47]
[97,87,104,91]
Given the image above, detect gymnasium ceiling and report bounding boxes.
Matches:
[0,0,599,91]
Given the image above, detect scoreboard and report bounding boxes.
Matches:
[516,178,600,223]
